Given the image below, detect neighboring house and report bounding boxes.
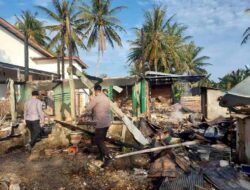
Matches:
[0,17,87,81]
[201,87,229,120]
[101,72,203,116]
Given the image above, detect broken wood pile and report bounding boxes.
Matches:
[111,103,249,190]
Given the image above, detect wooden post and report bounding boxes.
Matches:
[140,79,146,114]
[132,85,137,116]
[121,124,127,142]
[237,118,246,163]
[54,84,63,120]
[108,85,113,100]
[135,81,141,116]
[8,79,16,122]
[68,67,76,122]
[146,80,150,118]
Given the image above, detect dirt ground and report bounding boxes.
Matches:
[0,148,153,190]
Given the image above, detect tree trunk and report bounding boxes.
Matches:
[68,40,76,122]
[96,50,100,77]
[24,33,29,81]
[57,52,60,79]
[61,35,65,79]
[154,59,158,72]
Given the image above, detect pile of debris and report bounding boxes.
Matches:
[1,100,250,189]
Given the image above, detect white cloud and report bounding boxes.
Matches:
[138,0,151,7]
[33,0,51,7]
[152,0,250,80]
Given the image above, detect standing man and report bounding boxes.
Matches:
[24,90,45,151]
[85,84,112,167]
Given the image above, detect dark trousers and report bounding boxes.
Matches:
[26,120,41,147]
[93,127,109,157]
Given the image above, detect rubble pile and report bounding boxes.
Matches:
[1,100,250,189]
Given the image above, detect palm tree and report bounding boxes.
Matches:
[142,5,170,72]
[15,11,48,81]
[242,9,250,45]
[182,43,210,75]
[127,28,147,73]
[78,0,126,76]
[218,66,250,90]
[128,6,191,73]
[38,0,87,79]
[164,22,191,73]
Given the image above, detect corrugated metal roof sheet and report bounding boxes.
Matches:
[160,170,204,190]
[220,76,250,107]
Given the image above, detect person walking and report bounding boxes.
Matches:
[24,90,45,151]
[85,84,112,167]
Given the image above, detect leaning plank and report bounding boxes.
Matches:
[71,65,149,145]
[116,140,199,158]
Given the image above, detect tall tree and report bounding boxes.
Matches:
[143,5,169,72]
[38,0,87,79]
[78,0,126,76]
[16,11,48,81]
[128,6,191,73]
[219,66,250,90]
[182,43,210,75]
[164,22,190,73]
[127,28,147,74]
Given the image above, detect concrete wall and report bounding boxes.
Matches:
[33,59,83,79]
[202,89,229,120]
[0,26,82,79]
[0,25,51,70]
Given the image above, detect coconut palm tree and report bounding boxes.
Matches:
[182,43,210,75]
[142,5,170,72]
[128,6,191,74]
[38,0,87,79]
[242,9,250,45]
[164,22,191,73]
[127,28,147,73]
[15,11,48,81]
[219,66,250,90]
[78,0,126,76]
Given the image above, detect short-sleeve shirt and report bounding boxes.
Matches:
[24,98,45,123]
[86,93,111,128]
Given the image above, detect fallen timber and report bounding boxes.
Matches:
[55,120,142,150]
[69,65,149,146]
[115,140,199,158]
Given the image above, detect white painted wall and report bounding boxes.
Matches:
[0,26,83,79]
[207,89,229,120]
[0,26,50,69]
[34,59,83,79]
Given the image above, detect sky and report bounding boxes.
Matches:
[1,0,250,81]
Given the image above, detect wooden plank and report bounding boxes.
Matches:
[115,140,199,158]
[175,155,191,172]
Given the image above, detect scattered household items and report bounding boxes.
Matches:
[68,131,82,155]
